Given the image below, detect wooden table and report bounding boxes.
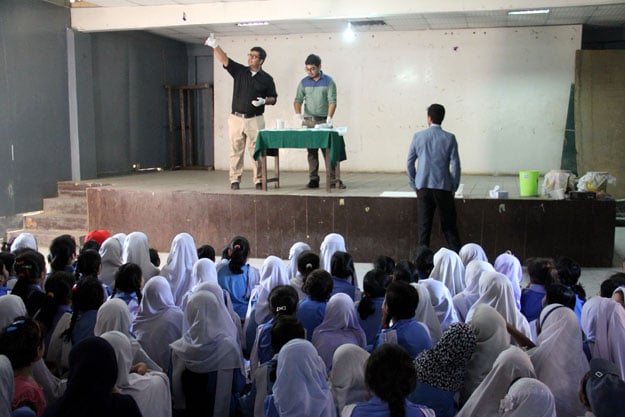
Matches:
[254,129,347,192]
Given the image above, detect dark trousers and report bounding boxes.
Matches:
[417,188,461,252]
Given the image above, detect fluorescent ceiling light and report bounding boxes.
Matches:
[236,21,269,27]
[508,9,550,15]
[343,22,356,42]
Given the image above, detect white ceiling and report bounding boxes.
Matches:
[60,0,625,44]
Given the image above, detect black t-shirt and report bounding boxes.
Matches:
[226,58,277,116]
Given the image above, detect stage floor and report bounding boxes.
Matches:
[87,169,526,199]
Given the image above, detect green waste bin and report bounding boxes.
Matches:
[519,170,540,197]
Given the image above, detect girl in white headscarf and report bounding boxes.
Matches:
[411,283,442,344]
[460,304,510,405]
[179,258,218,310]
[122,232,159,280]
[100,330,172,417]
[288,241,311,281]
[430,247,465,296]
[94,298,161,371]
[453,260,494,322]
[192,281,243,346]
[498,378,556,417]
[267,338,336,417]
[98,237,123,287]
[160,233,198,306]
[456,346,536,417]
[493,252,524,311]
[465,271,532,341]
[458,243,488,267]
[10,233,37,253]
[244,256,290,354]
[320,233,346,273]
[132,276,183,372]
[312,293,367,371]
[417,278,459,331]
[170,290,245,416]
[528,303,588,417]
[581,296,625,380]
[329,344,370,414]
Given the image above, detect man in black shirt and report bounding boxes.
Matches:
[205,34,278,190]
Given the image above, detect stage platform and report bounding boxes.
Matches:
[84,170,616,267]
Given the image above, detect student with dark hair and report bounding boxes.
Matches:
[47,235,77,275]
[11,251,47,317]
[344,343,434,417]
[74,249,101,280]
[330,251,360,301]
[414,247,434,281]
[291,250,319,301]
[521,257,558,322]
[111,263,143,323]
[600,272,625,298]
[0,317,47,416]
[393,260,417,284]
[250,285,299,371]
[357,269,389,346]
[217,236,260,319]
[0,251,16,295]
[373,255,395,279]
[196,244,215,262]
[554,256,585,322]
[47,276,105,376]
[372,281,432,358]
[543,283,576,310]
[287,242,311,294]
[34,271,74,354]
[297,269,333,341]
[240,316,305,417]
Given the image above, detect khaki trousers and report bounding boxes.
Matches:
[228,114,264,184]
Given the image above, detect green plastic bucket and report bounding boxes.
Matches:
[519,170,540,197]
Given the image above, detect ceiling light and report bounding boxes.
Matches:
[236,21,269,27]
[508,9,550,15]
[343,22,356,42]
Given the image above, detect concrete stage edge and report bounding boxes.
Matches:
[84,171,615,267]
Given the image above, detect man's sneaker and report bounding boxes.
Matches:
[307,179,319,189]
[331,180,346,189]
[230,182,240,190]
[255,183,263,190]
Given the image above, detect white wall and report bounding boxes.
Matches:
[213,25,581,175]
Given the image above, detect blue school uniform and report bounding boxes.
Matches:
[521,284,546,322]
[296,299,326,341]
[357,297,385,346]
[372,319,432,358]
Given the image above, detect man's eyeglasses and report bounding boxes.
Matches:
[305,67,319,73]
[248,54,261,60]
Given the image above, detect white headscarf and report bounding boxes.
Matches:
[465,271,532,340]
[132,276,183,371]
[493,253,524,311]
[170,290,243,373]
[273,338,337,417]
[123,232,159,280]
[0,294,27,327]
[430,247,466,296]
[529,304,588,417]
[288,242,311,280]
[459,243,488,266]
[581,296,625,379]
[329,344,371,413]
[0,355,14,417]
[320,233,346,273]
[461,304,510,405]
[160,233,198,306]
[11,232,37,252]
[312,293,367,370]
[95,298,161,371]
[179,258,218,310]
[498,378,556,417]
[457,346,536,417]
[99,236,124,287]
[253,256,290,325]
[100,330,172,417]
[418,278,459,331]
[192,282,242,345]
[411,283,442,344]
[453,260,495,322]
